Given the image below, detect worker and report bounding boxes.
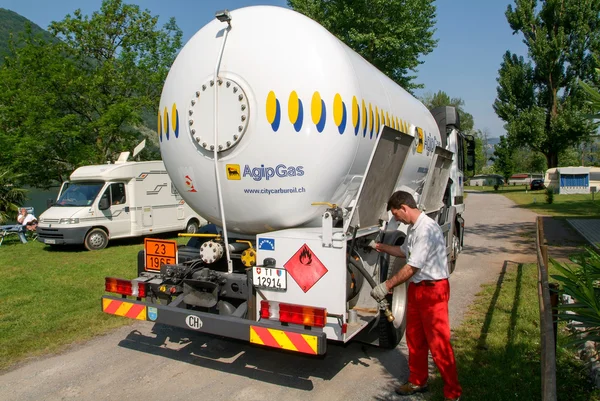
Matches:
[370,190,461,401]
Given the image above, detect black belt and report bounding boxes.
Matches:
[412,279,447,286]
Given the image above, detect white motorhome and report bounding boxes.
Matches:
[37,158,206,250]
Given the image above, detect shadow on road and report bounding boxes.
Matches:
[117,324,408,393]
[461,221,536,257]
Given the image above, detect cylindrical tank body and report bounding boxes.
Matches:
[159,6,441,235]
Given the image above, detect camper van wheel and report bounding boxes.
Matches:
[186,219,200,234]
[84,228,108,251]
[378,257,408,348]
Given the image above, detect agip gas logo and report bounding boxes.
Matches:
[227,163,305,182]
[226,164,241,180]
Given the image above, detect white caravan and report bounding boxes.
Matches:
[37,158,206,250]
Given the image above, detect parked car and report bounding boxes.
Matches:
[530,179,545,190]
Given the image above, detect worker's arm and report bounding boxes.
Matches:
[375,242,406,258]
[385,263,418,290]
[371,263,418,302]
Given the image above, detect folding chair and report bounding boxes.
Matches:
[0,225,27,246]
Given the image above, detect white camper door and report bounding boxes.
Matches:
[142,206,153,227]
[99,182,131,238]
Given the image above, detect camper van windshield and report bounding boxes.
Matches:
[56,182,104,207]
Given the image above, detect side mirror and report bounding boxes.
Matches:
[465,135,476,174]
[99,197,110,210]
[47,198,55,208]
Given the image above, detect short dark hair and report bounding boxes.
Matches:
[387,190,417,210]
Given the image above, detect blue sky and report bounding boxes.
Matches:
[0,0,528,138]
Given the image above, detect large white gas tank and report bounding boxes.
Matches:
[159,6,442,235]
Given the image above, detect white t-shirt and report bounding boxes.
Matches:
[400,212,449,283]
[22,214,37,225]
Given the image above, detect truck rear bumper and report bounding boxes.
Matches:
[101,295,327,355]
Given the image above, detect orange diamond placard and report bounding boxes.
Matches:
[284,244,328,293]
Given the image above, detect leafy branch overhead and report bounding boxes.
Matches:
[0,0,182,187]
[287,0,437,92]
[494,0,600,169]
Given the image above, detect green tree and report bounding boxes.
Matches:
[493,0,600,169]
[580,68,600,119]
[0,0,181,187]
[0,170,27,224]
[491,136,515,183]
[472,129,489,175]
[512,147,547,174]
[421,90,475,133]
[287,0,437,91]
[558,146,583,167]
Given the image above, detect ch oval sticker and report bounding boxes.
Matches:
[186,315,203,330]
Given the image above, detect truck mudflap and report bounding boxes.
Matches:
[101,295,327,355]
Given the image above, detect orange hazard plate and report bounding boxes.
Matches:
[144,238,177,271]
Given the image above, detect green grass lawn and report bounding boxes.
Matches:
[465,185,600,217]
[427,263,599,401]
[0,234,187,371]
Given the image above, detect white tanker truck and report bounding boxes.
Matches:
[102,6,474,354]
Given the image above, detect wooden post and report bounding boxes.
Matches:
[549,282,559,350]
[536,216,557,401]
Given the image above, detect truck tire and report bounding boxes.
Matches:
[185,219,200,234]
[84,228,108,251]
[449,226,460,274]
[378,257,408,348]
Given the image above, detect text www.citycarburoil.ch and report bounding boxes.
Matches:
[243,187,306,195]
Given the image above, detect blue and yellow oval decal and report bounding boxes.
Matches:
[333,93,347,135]
[163,107,169,140]
[158,112,162,142]
[288,91,303,132]
[311,91,326,133]
[266,91,281,131]
[171,103,179,138]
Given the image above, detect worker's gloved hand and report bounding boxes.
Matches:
[370,282,389,302]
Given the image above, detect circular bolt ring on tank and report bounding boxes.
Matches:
[187,78,250,154]
[200,240,225,264]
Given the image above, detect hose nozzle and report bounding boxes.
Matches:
[380,299,395,322]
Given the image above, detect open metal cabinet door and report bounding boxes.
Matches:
[344,126,414,234]
[419,146,454,213]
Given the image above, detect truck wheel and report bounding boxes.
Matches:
[84,228,108,251]
[378,258,408,348]
[185,219,199,234]
[449,227,460,274]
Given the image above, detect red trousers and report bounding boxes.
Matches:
[407,279,461,399]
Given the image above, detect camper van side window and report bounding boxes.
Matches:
[110,183,126,205]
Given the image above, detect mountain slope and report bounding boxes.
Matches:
[0,8,54,62]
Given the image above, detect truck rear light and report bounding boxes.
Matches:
[105,277,147,298]
[260,300,326,328]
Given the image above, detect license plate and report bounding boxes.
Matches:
[253,266,287,290]
[44,239,56,244]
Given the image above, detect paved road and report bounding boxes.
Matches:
[0,192,539,401]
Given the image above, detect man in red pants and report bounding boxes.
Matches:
[371,190,462,401]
